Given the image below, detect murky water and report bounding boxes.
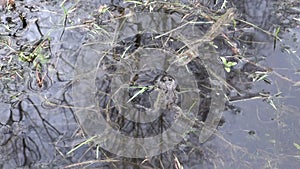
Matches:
[214,0,300,168]
[0,0,299,168]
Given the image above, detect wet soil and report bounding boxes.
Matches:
[0,0,300,168]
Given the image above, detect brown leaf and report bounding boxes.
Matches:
[8,0,15,6]
[1,0,15,8]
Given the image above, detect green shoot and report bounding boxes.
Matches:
[127,86,154,103]
[273,26,281,49]
[220,57,237,72]
[294,143,300,150]
[233,19,237,30]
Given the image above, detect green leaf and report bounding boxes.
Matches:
[294,143,300,150]
[62,5,68,15]
[233,19,237,29]
[127,86,148,103]
[227,61,237,67]
[220,57,227,64]
[225,67,231,72]
[275,26,281,38]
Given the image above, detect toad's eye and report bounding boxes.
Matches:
[161,77,167,82]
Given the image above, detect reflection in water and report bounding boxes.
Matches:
[1,0,299,168]
[0,0,86,168]
[0,93,77,168]
[72,6,226,166]
[215,1,300,169]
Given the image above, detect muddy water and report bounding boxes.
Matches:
[214,0,300,168]
[72,10,226,161]
[0,0,300,168]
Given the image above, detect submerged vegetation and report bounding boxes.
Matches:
[0,0,300,168]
